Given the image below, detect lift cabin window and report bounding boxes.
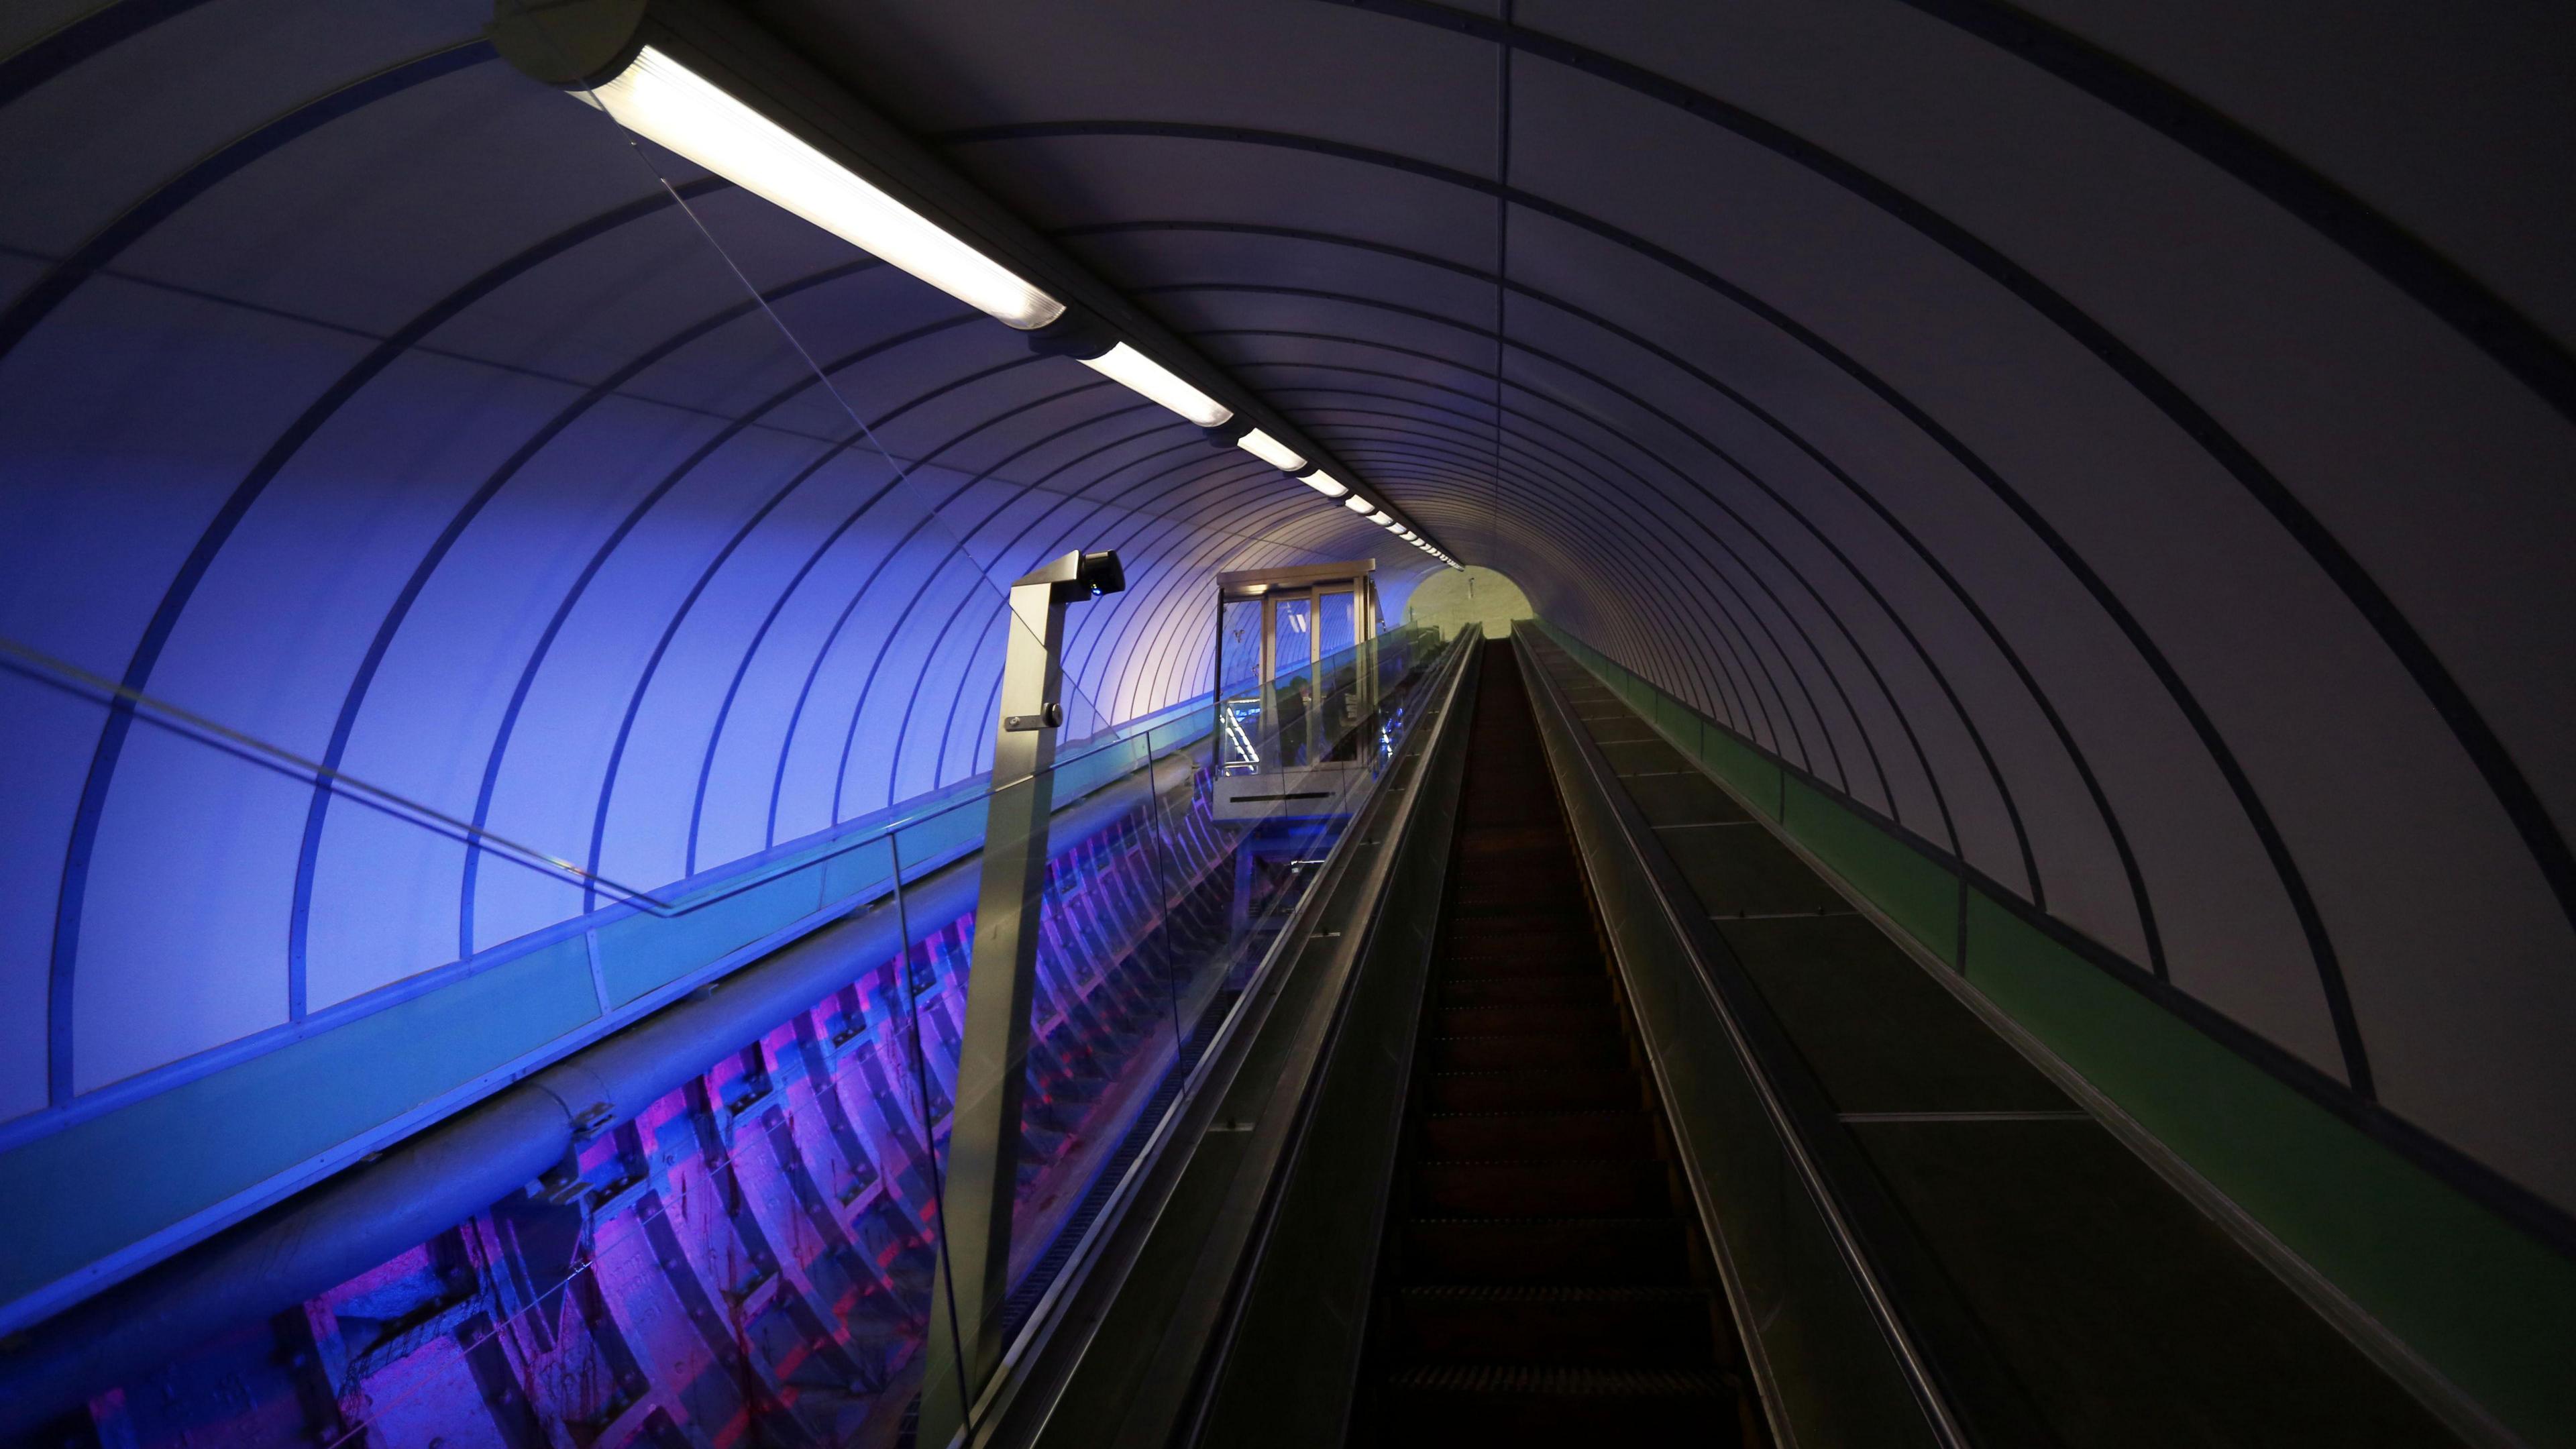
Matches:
[1210,562,1384,822]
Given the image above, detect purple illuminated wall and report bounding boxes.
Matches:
[58,767,1242,1449]
[8,0,2576,1435]
[0,0,1422,1205]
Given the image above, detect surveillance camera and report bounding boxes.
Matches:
[1077,550,1126,597]
[1019,548,1126,602]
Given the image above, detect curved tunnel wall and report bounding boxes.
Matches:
[2,0,2573,1385]
[763,0,2576,1226]
[0,0,1437,1146]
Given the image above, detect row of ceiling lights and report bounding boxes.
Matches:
[576,45,1459,568]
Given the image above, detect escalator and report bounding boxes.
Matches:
[804,627,2473,1449]
[1356,640,1760,1445]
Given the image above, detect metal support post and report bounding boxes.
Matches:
[922,549,1123,1446]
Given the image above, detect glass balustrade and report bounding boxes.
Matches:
[0,621,1458,1446]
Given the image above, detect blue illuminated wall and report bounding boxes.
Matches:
[0,0,1432,1332]
[7,0,2576,1411]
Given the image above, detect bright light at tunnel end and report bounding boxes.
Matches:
[578,47,1065,329]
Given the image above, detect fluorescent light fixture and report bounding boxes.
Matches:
[1297,468,1350,498]
[1369,511,1394,526]
[1081,343,1234,427]
[1344,496,1375,513]
[1236,428,1306,472]
[578,47,1064,329]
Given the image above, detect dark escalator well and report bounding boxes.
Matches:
[1355,641,1762,1445]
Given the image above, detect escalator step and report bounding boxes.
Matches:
[1402,1217,1690,1283]
[1413,1157,1672,1216]
[1436,1002,1616,1035]
[1452,900,1580,919]
[1442,943,1594,965]
[1445,930,1589,949]
[1388,1287,1716,1366]
[1436,956,1599,981]
[1359,643,1739,1446]
[1385,1362,1724,1395]
[1458,825,1560,848]
[1437,975,1609,1006]
[1376,1363,1732,1444]
[1447,915,1587,936]
[1428,1067,1635,1111]
[1420,1109,1656,1159]
[1432,1033,1631,1071]
[1442,941,1593,961]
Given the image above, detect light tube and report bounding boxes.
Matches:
[1344,496,1375,513]
[1297,468,1350,498]
[1369,511,1394,526]
[1081,343,1234,427]
[579,47,1064,329]
[1236,428,1306,472]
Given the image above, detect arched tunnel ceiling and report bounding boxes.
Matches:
[743,0,2576,1226]
[1,0,2573,1257]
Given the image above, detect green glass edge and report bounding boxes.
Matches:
[1968,894,2576,1446]
[1542,616,2576,1446]
[1781,778,1960,965]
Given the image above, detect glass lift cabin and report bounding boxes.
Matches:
[1212,560,1383,822]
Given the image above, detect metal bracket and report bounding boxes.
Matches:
[532,1143,592,1208]
[1004,701,1063,733]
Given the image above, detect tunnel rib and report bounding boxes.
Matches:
[1263,361,1977,858]
[1334,0,2576,960]
[1151,242,2153,945]
[1314,405,1919,820]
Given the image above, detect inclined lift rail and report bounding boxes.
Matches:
[0,558,1462,1448]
